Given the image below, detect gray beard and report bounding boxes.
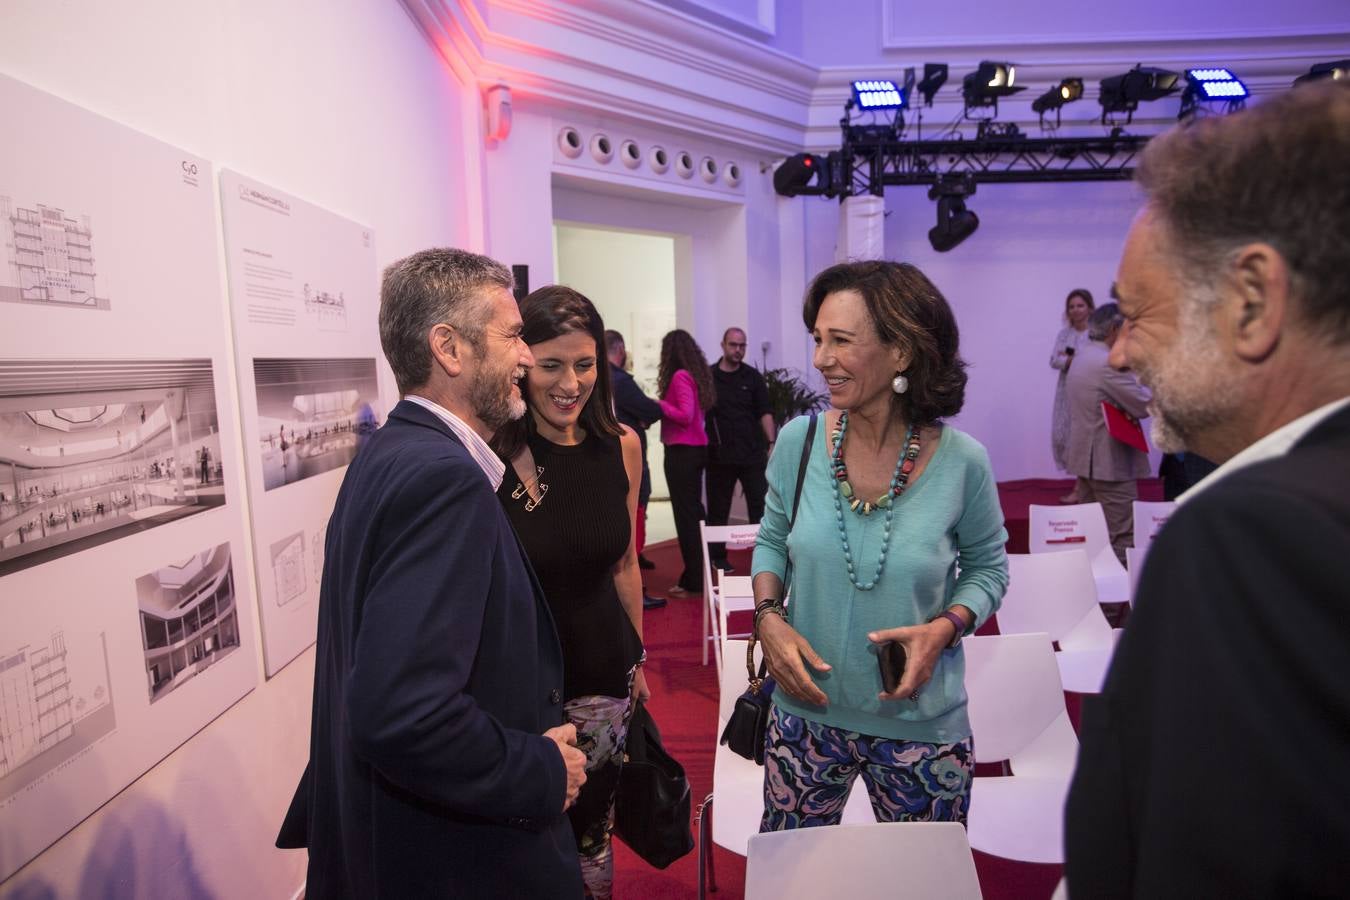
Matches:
[469,368,524,431]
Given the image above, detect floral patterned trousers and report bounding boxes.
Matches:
[759,705,974,831]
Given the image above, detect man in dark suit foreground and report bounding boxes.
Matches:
[286,248,586,898]
[1066,82,1350,897]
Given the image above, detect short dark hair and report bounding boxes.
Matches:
[1087,303,1124,341]
[1136,81,1350,343]
[604,329,625,354]
[491,286,623,460]
[378,248,514,395]
[803,260,967,426]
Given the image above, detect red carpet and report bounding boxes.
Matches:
[612,532,1066,899]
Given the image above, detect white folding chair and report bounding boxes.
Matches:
[1132,500,1175,549]
[995,551,1120,693]
[700,521,759,677]
[746,822,983,899]
[1125,546,1147,605]
[1029,502,1130,605]
[964,633,1079,864]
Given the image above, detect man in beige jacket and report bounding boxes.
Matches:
[1063,302,1151,563]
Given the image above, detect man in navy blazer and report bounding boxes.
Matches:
[283,248,586,898]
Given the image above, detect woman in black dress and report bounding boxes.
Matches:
[492,286,647,899]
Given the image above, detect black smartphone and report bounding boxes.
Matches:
[877,641,907,694]
[1064,347,1076,356]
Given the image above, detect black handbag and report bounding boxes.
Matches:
[614,701,695,869]
[718,413,817,766]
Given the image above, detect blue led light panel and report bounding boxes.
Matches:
[1186,68,1249,100]
[852,79,908,109]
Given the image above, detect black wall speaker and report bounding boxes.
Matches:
[512,264,529,302]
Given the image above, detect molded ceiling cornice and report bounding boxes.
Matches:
[400,0,1350,155]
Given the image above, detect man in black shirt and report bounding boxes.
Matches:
[705,327,775,572]
[604,330,666,610]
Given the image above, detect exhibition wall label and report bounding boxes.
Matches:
[218,170,383,677]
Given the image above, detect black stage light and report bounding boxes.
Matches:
[918,63,948,106]
[927,175,979,252]
[1294,59,1350,87]
[1099,65,1181,122]
[773,153,828,197]
[962,61,1025,109]
[1032,78,1084,113]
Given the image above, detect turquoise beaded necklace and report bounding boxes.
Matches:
[829,411,922,591]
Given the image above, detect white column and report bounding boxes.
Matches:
[835,194,886,262]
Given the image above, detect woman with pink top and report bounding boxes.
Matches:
[658,329,716,597]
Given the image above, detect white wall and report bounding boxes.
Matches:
[553,223,677,495]
[882,179,1156,481]
[0,1,476,896]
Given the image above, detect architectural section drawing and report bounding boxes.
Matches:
[302,282,347,330]
[0,631,115,802]
[0,359,226,578]
[0,196,111,310]
[253,357,380,491]
[135,542,241,704]
[269,530,306,607]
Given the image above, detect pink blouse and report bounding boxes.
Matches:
[659,369,708,446]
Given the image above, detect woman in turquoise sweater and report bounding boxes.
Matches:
[752,260,1008,830]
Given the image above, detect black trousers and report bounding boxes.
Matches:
[705,458,768,565]
[663,444,707,592]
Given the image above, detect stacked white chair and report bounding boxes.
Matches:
[699,521,759,677]
[963,633,1080,864]
[995,551,1120,693]
[1029,502,1130,605]
[745,822,983,899]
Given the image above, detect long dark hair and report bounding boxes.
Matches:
[657,329,716,412]
[491,285,623,460]
[803,260,967,427]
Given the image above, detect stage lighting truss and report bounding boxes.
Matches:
[825,129,1151,199]
[1179,68,1249,119]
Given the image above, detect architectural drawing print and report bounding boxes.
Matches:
[0,358,227,578]
[301,282,348,331]
[0,631,115,800]
[0,195,111,310]
[135,542,241,704]
[270,530,306,607]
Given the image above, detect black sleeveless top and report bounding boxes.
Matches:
[497,429,643,701]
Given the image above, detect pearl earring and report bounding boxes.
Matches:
[892,374,909,394]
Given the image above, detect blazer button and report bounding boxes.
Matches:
[549,688,561,704]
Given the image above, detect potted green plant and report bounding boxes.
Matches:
[763,367,829,427]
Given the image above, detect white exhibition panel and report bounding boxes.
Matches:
[0,75,258,883]
[218,170,382,677]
